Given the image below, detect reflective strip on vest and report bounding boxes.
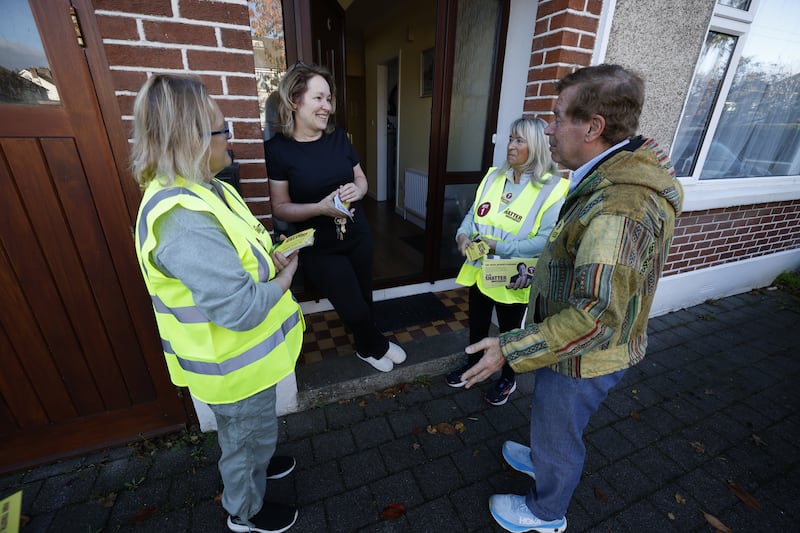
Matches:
[472,176,560,245]
[152,295,208,323]
[166,310,301,376]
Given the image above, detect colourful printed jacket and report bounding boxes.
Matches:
[500,137,684,378]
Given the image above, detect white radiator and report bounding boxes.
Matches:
[404,168,428,221]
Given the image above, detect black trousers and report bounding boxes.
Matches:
[467,284,526,380]
[301,231,389,359]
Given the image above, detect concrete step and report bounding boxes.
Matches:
[295,328,470,411]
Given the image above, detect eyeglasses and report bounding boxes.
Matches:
[210,127,231,140]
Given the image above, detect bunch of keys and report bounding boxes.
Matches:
[335,217,347,240]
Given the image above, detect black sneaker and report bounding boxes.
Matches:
[267,456,295,479]
[485,377,517,406]
[228,502,298,533]
[445,363,474,388]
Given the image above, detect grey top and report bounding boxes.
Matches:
[152,204,284,332]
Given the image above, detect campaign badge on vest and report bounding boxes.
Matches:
[476,202,491,218]
[500,191,513,205]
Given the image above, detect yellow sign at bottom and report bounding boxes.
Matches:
[0,490,22,533]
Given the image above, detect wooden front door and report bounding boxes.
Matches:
[0,0,187,473]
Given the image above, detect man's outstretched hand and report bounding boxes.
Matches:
[462,337,505,388]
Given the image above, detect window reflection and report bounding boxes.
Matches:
[0,2,60,104]
[717,0,751,10]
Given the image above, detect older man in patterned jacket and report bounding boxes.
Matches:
[463,64,684,533]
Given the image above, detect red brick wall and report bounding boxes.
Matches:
[524,0,601,118]
[92,0,273,225]
[666,201,800,275]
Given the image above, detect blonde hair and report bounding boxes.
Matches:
[131,74,218,186]
[495,117,558,185]
[277,62,337,138]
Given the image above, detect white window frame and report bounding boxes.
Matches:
[673,0,800,212]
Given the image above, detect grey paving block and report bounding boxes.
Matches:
[571,471,626,523]
[448,481,494,531]
[370,470,425,510]
[351,416,396,448]
[290,501,326,533]
[396,381,434,407]
[451,386,489,415]
[168,462,220,508]
[48,502,109,532]
[362,394,402,418]
[295,460,344,504]
[283,407,327,440]
[312,428,357,463]
[386,406,429,437]
[404,495,463,532]
[646,484,706,531]
[658,395,706,426]
[412,456,464,500]
[378,436,426,474]
[598,458,658,504]
[416,429,466,460]
[655,434,711,472]
[420,396,461,423]
[626,446,684,487]
[614,498,678,532]
[31,467,98,512]
[340,448,389,489]
[149,447,195,480]
[485,402,528,434]
[325,485,376,532]
[93,455,153,494]
[584,426,637,462]
[107,479,171,530]
[675,467,735,516]
[450,443,502,484]
[115,505,192,532]
[324,398,367,429]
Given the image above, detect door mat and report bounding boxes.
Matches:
[374,292,454,332]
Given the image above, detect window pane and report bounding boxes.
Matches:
[702,0,800,179]
[0,2,60,104]
[717,0,751,10]
[446,0,501,172]
[248,0,286,137]
[672,32,737,177]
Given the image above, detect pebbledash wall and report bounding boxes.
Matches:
[91,0,799,418]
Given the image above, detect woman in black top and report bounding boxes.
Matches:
[265,62,406,373]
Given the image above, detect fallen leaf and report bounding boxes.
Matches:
[472,449,481,457]
[357,400,366,408]
[690,441,706,454]
[411,442,421,450]
[667,512,675,520]
[413,426,422,435]
[453,421,466,433]
[630,410,641,421]
[19,515,31,527]
[703,511,732,532]
[631,389,638,394]
[675,493,686,504]
[380,503,406,520]
[437,422,456,435]
[750,433,767,447]
[426,425,437,435]
[593,487,608,503]
[704,389,714,395]
[96,492,117,507]
[214,492,223,504]
[133,505,159,523]
[727,480,763,512]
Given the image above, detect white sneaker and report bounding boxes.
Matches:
[489,494,567,532]
[502,441,536,479]
[384,342,407,364]
[356,352,394,372]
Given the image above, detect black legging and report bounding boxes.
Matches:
[467,284,526,380]
[301,231,389,359]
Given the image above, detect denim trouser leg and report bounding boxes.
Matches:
[208,386,278,521]
[525,367,627,520]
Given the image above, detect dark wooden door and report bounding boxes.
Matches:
[0,0,187,473]
[310,0,347,130]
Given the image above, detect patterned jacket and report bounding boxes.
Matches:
[500,137,683,378]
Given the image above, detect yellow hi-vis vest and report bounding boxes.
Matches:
[134,177,304,404]
[455,168,568,305]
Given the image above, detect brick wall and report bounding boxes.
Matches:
[665,201,800,275]
[524,0,601,118]
[92,0,273,225]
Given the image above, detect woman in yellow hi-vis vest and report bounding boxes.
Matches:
[448,118,568,406]
[131,75,303,533]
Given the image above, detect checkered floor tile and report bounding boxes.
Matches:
[299,287,470,366]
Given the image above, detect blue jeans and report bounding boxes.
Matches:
[525,367,627,520]
[208,386,278,520]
